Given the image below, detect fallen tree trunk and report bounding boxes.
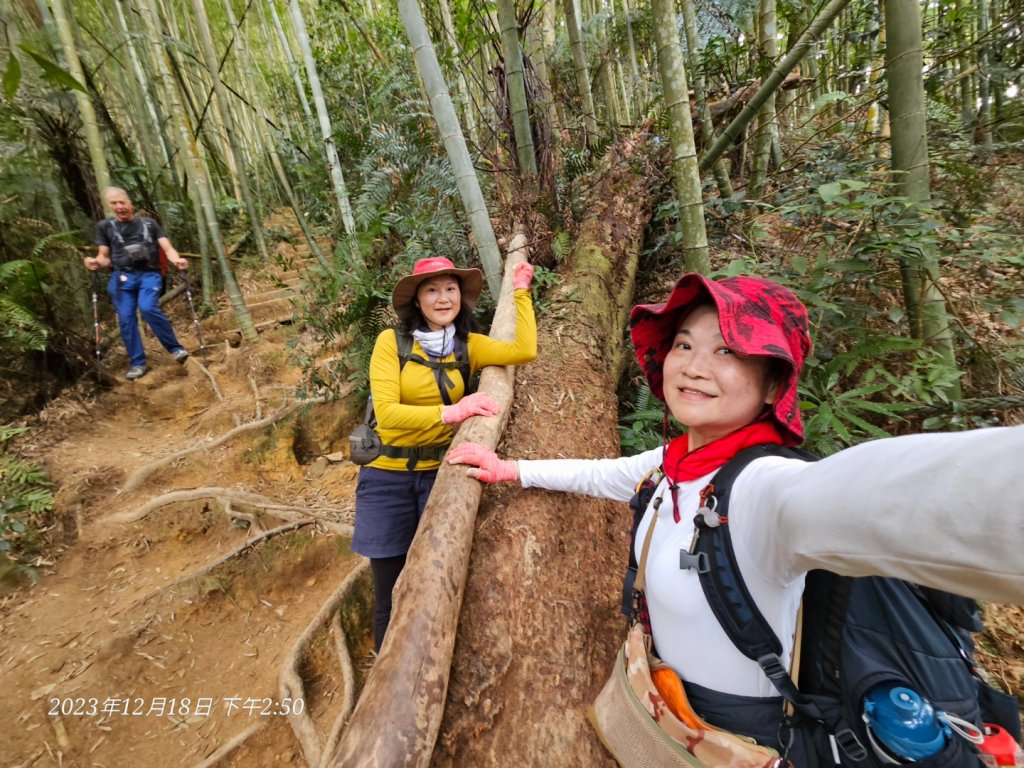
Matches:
[431,133,654,766]
[328,236,532,767]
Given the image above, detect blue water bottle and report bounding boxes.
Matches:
[862,683,951,762]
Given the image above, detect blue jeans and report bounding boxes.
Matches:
[108,271,183,367]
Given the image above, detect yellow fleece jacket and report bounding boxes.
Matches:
[367,288,537,471]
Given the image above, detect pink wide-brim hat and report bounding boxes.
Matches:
[391,256,484,323]
[629,273,813,446]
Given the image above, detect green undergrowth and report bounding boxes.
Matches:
[0,425,54,584]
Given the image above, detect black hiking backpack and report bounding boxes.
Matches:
[348,329,473,468]
[624,444,1022,768]
[104,217,159,272]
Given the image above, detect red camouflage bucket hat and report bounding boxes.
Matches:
[629,273,812,445]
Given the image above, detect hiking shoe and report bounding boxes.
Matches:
[126,365,148,380]
[172,348,189,364]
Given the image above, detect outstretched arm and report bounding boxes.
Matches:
[744,425,1024,605]
[449,443,663,502]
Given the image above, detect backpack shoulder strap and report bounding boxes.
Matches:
[104,217,122,244]
[453,335,472,394]
[393,328,468,406]
[394,328,414,371]
[622,465,665,617]
[688,444,826,719]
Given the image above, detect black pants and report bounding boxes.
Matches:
[370,554,407,652]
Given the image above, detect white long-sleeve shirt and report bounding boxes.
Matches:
[518,426,1024,697]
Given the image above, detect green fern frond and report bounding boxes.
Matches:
[0,296,48,352]
[551,231,571,262]
[29,230,77,259]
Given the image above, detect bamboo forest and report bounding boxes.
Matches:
[0,0,1022,765]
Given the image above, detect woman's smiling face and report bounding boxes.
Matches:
[415,275,462,330]
[662,304,777,450]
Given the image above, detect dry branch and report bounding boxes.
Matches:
[327,236,530,767]
[118,393,336,494]
[278,559,371,768]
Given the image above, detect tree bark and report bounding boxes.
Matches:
[113,0,175,189]
[432,133,653,768]
[437,0,479,147]
[976,0,993,145]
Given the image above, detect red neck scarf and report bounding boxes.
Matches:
[663,420,785,485]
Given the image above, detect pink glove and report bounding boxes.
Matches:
[447,442,519,483]
[441,392,501,424]
[512,262,534,291]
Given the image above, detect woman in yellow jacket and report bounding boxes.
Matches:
[353,256,537,650]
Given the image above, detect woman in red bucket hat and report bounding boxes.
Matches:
[353,256,537,652]
[448,272,1024,765]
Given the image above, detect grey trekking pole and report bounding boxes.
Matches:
[89,270,103,378]
[180,268,207,366]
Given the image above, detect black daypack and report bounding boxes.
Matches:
[105,217,158,272]
[625,444,1022,768]
[348,329,472,469]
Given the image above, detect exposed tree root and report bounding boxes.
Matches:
[192,359,226,402]
[250,376,262,420]
[118,394,334,494]
[320,610,357,763]
[123,521,318,611]
[103,486,353,531]
[279,559,370,768]
[190,722,265,768]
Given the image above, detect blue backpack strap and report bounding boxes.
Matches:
[687,444,828,722]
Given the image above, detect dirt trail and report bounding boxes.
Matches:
[1,223,371,768]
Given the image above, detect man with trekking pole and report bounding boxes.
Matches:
[83,187,190,381]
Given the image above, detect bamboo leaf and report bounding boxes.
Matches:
[18,45,87,93]
[3,53,20,101]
